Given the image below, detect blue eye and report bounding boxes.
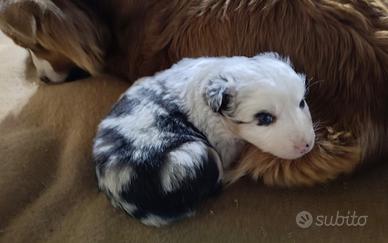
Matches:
[255,112,275,126]
[299,99,305,109]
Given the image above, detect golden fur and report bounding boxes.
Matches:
[0,0,108,75]
[225,127,361,186]
[0,0,387,186]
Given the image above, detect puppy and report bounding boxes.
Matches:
[93,53,315,226]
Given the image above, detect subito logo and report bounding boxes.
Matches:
[296,211,313,229]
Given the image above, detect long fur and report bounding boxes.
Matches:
[1,0,387,186]
[225,127,361,186]
[0,0,108,75]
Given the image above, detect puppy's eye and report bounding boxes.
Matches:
[299,99,306,109]
[255,112,275,126]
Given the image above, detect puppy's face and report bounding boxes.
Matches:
[205,54,315,160]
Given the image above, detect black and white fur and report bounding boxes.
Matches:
[93,53,315,227]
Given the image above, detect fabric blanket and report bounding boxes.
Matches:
[0,32,387,243]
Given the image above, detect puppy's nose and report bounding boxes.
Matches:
[294,142,312,155]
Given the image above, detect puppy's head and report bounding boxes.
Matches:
[204,53,315,160]
[0,0,106,82]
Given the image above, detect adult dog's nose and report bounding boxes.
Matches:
[40,76,51,83]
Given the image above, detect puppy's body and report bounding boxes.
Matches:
[94,54,314,226]
[94,76,224,226]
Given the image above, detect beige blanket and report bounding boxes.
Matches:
[0,32,387,243]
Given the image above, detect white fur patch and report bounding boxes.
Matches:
[99,163,136,198]
[160,142,204,192]
[30,51,67,83]
[93,138,114,155]
[140,215,171,227]
[99,103,168,154]
[120,202,137,214]
[141,211,195,227]
[160,142,222,192]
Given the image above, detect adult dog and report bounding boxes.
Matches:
[0,0,387,186]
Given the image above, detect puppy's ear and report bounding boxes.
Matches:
[0,1,45,45]
[205,77,237,115]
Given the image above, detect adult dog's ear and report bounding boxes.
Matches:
[0,1,56,45]
[205,77,237,115]
[0,0,107,76]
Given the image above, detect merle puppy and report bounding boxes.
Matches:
[93,53,315,226]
